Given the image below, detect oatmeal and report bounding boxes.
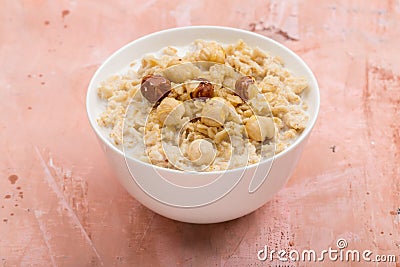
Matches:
[97,40,309,171]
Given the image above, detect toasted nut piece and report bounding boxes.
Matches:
[243,109,253,117]
[226,94,243,106]
[163,63,201,83]
[188,139,215,166]
[201,97,228,126]
[140,75,171,103]
[214,129,228,143]
[207,127,217,139]
[156,97,185,126]
[225,101,241,124]
[235,76,258,100]
[141,74,152,84]
[245,115,275,141]
[190,78,214,99]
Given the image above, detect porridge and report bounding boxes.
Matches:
[97,40,309,171]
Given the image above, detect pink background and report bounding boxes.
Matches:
[1,0,399,266]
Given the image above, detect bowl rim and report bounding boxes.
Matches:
[86,25,320,175]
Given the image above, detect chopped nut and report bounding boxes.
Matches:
[245,115,275,141]
[201,97,229,126]
[190,78,214,99]
[188,139,215,165]
[214,129,228,143]
[140,75,171,103]
[207,127,217,139]
[226,94,243,106]
[243,109,253,117]
[163,63,201,83]
[234,76,258,100]
[156,97,185,126]
[196,123,209,136]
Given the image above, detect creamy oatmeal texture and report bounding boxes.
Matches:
[97,40,309,171]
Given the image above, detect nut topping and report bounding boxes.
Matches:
[190,78,214,99]
[245,115,275,141]
[188,139,215,166]
[235,76,256,101]
[201,97,229,127]
[140,74,171,103]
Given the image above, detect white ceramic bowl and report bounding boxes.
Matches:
[86,26,320,223]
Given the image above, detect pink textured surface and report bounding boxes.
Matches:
[1,1,399,266]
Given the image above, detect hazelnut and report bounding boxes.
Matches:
[214,129,228,143]
[190,78,214,99]
[163,63,202,83]
[201,97,229,127]
[140,74,171,104]
[156,97,185,126]
[245,115,275,141]
[141,74,153,84]
[235,76,258,101]
[188,139,215,166]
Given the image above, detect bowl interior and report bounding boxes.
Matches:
[86,26,320,172]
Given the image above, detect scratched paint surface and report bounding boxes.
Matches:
[0,1,399,266]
